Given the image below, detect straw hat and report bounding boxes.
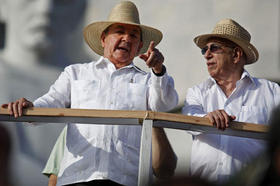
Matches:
[83,1,162,56]
[194,18,259,64]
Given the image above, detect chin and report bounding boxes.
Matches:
[208,70,216,77]
[113,55,131,63]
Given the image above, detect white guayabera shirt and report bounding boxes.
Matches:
[182,70,280,183]
[33,57,178,186]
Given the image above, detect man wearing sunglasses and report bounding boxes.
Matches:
[182,19,280,184]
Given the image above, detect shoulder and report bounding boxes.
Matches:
[63,61,95,74]
[253,77,279,90]
[191,78,212,91]
[251,77,280,101]
[185,79,211,99]
[58,61,95,81]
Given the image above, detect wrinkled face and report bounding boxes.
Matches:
[202,40,235,79]
[101,23,143,68]
[7,0,86,53]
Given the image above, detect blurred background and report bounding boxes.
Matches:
[0,0,279,185]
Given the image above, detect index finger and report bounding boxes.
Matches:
[147,41,155,52]
[220,110,230,127]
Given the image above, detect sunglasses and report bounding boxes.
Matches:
[201,44,223,55]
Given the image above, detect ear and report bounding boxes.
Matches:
[232,47,243,64]
[100,32,106,48]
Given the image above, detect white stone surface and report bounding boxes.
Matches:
[0,0,89,185]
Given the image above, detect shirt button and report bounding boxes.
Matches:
[218,162,223,166]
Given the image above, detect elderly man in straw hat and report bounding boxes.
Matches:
[182,18,280,183]
[3,1,178,185]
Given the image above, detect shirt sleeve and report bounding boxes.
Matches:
[42,126,67,176]
[273,83,280,106]
[182,87,206,117]
[147,70,178,112]
[33,66,72,108]
[182,87,206,136]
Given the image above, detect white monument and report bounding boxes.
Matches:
[0,0,89,185]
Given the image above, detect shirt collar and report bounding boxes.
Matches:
[95,56,112,67]
[206,69,256,88]
[239,69,256,87]
[95,56,145,74]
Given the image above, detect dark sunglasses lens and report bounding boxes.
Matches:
[201,44,222,55]
[210,44,220,52]
[201,46,208,55]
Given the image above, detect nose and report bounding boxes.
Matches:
[204,47,212,59]
[121,33,133,42]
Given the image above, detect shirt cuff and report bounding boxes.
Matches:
[152,65,166,76]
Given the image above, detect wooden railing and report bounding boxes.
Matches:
[0,107,268,186]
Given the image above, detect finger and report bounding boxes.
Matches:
[13,101,19,118]
[18,98,25,117]
[147,41,155,53]
[213,111,225,130]
[212,114,221,129]
[146,51,156,68]
[140,41,157,63]
[206,113,215,125]
[220,110,230,128]
[218,110,229,130]
[8,103,14,115]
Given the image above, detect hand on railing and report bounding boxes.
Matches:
[1,97,33,118]
[204,109,236,131]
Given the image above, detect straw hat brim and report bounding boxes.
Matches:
[83,21,163,56]
[194,34,259,64]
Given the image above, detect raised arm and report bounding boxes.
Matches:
[139,41,178,112]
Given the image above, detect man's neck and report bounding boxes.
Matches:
[215,70,243,97]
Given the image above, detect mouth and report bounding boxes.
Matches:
[115,42,130,52]
[116,46,129,52]
[207,61,215,67]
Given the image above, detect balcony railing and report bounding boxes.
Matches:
[0,107,268,186]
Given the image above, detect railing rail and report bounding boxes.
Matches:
[0,107,268,186]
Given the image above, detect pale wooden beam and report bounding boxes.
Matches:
[0,107,268,138]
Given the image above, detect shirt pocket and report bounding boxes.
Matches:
[71,80,100,108]
[238,106,268,124]
[122,83,147,110]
